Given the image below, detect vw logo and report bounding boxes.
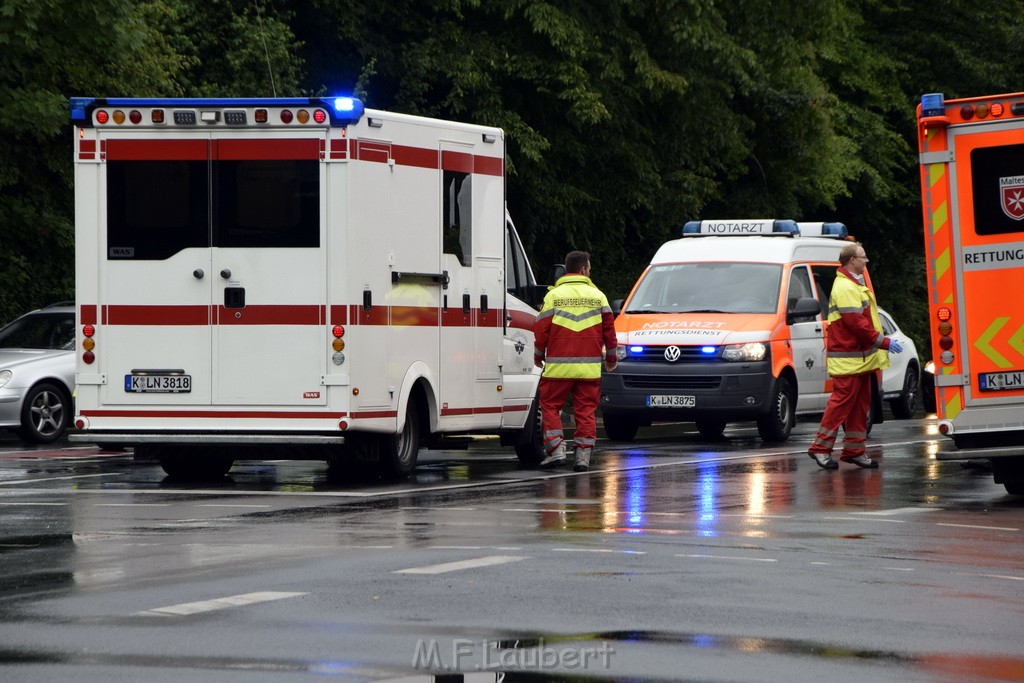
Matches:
[663,346,682,362]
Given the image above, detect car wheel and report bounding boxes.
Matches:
[602,414,639,442]
[696,419,727,440]
[889,365,920,419]
[757,377,794,442]
[18,382,71,444]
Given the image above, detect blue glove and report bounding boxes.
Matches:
[889,340,903,354]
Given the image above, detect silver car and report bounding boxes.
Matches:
[878,307,921,419]
[0,303,76,443]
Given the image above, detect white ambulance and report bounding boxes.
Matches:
[600,219,884,442]
[68,97,546,479]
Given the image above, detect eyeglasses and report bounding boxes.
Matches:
[853,255,869,261]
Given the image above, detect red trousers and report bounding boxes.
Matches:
[539,378,600,454]
[808,372,872,458]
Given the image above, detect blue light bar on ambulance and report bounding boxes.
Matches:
[795,222,848,238]
[920,93,946,118]
[68,96,365,127]
[681,220,799,237]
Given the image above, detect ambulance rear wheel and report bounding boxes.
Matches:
[379,404,421,478]
[757,377,794,442]
[155,447,234,480]
[514,397,545,466]
[696,419,727,440]
[602,414,638,442]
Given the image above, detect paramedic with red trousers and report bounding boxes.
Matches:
[808,242,902,470]
[534,251,618,471]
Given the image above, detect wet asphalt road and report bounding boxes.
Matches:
[0,415,1022,682]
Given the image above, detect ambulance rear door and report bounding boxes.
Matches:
[100,129,327,408]
[948,120,1024,410]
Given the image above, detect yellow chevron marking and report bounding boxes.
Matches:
[1008,322,1024,358]
[930,201,947,234]
[935,247,950,280]
[929,163,945,188]
[974,317,1012,368]
[943,293,954,304]
[944,391,961,419]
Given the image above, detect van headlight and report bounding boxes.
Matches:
[615,346,628,361]
[722,342,767,362]
[0,370,11,389]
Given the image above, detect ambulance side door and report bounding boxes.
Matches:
[788,265,829,411]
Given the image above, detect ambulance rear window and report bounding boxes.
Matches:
[106,158,320,259]
[970,144,1024,236]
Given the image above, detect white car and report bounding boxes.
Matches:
[0,303,76,443]
[878,307,921,419]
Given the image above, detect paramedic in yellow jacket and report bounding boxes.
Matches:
[808,242,902,470]
[534,251,618,471]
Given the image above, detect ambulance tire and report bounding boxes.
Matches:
[602,414,639,442]
[379,404,421,479]
[695,419,727,440]
[889,364,920,419]
[514,398,545,466]
[757,377,794,443]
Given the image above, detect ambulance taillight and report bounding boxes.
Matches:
[82,324,96,364]
[331,325,345,365]
[936,307,954,364]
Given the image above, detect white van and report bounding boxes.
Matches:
[600,219,883,442]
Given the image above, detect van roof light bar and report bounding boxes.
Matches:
[796,222,848,238]
[681,219,799,237]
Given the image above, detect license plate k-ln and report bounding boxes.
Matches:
[978,370,1024,391]
[125,374,192,393]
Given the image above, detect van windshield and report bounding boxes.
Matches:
[624,263,782,314]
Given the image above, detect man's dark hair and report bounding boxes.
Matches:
[565,250,590,274]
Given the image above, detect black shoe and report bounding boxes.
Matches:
[808,451,838,470]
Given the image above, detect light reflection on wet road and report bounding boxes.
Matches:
[0,417,1021,682]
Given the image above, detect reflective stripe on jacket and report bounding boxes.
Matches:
[825,268,891,376]
[534,274,617,380]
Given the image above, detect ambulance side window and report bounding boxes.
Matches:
[443,170,472,266]
[787,266,817,322]
[810,266,835,316]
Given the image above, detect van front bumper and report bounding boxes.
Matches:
[599,360,774,420]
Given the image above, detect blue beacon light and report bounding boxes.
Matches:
[333,97,356,112]
[700,346,716,354]
[629,346,645,354]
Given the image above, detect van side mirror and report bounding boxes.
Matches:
[552,264,566,281]
[611,299,623,315]
[787,297,821,325]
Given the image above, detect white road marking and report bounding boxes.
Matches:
[552,548,646,555]
[198,504,272,508]
[852,507,938,516]
[0,473,117,486]
[881,567,914,572]
[955,572,1024,582]
[138,591,307,616]
[821,516,905,523]
[94,503,172,507]
[937,523,1019,532]
[501,508,576,513]
[0,502,66,506]
[401,506,478,511]
[811,562,831,565]
[431,545,523,551]
[677,554,777,562]
[395,555,527,575]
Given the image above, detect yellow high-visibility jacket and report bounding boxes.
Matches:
[534,274,617,380]
[825,269,892,376]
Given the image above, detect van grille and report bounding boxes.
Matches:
[627,346,721,362]
[622,375,722,390]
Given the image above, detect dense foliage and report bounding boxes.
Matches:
[2,0,1022,355]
